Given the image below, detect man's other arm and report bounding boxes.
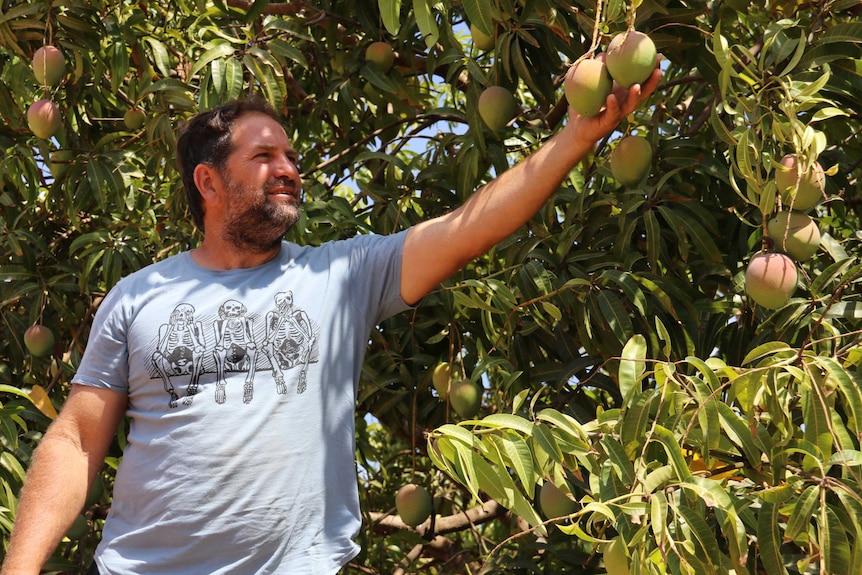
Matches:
[400,66,662,305]
[1,385,127,575]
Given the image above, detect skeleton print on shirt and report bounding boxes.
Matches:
[213,299,258,405]
[263,291,317,394]
[152,303,207,408]
[148,294,320,408]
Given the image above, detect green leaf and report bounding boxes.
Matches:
[224,58,243,100]
[644,208,661,270]
[801,384,832,460]
[716,402,760,467]
[644,464,676,493]
[520,260,554,295]
[595,290,634,344]
[0,3,42,25]
[601,270,647,315]
[360,62,400,93]
[776,31,806,77]
[686,374,720,451]
[656,205,723,264]
[828,450,862,468]
[462,0,494,36]
[650,425,692,481]
[651,490,668,544]
[0,452,25,484]
[633,275,678,320]
[619,334,646,408]
[536,409,589,445]
[684,356,721,392]
[491,432,534,491]
[741,342,793,366]
[510,37,539,96]
[710,107,738,146]
[601,435,635,486]
[817,357,862,432]
[784,484,818,540]
[674,503,723,569]
[378,0,402,35]
[809,258,858,298]
[681,476,734,509]
[189,44,237,81]
[532,421,563,464]
[142,37,172,77]
[621,390,657,449]
[139,78,194,99]
[757,502,789,575]
[449,438,481,501]
[817,22,862,44]
[471,413,535,435]
[822,504,852,575]
[413,0,439,48]
[85,157,117,210]
[0,385,33,400]
[266,38,309,68]
[469,447,507,502]
[437,423,478,446]
[243,0,270,23]
[110,42,130,94]
[482,437,545,531]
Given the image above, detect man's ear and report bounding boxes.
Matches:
[193,164,222,203]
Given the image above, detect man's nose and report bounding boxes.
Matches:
[273,153,300,179]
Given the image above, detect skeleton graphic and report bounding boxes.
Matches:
[263,291,316,394]
[212,299,258,404]
[152,303,206,408]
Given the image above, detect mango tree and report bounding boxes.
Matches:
[1,0,861,573]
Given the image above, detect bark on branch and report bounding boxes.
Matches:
[368,499,507,537]
[226,0,305,15]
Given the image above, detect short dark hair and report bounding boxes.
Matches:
[176,97,282,231]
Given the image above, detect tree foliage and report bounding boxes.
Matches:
[1,0,861,573]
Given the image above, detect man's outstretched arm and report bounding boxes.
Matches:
[1,385,127,575]
[400,65,662,305]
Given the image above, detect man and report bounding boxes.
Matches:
[1,62,660,574]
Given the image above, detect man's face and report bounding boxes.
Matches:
[218,112,303,252]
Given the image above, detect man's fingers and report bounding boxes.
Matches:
[619,66,662,115]
[642,64,663,95]
[603,91,621,118]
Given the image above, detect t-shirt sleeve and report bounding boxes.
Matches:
[71,283,131,394]
[348,230,413,325]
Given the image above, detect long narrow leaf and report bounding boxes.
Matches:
[717,402,760,467]
[822,504,852,575]
[650,425,692,481]
[756,502,789,575]
[619,334,647,408]
[784,484,818,541]
[378,0,402,35]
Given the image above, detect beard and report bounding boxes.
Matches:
[221,175,301,254]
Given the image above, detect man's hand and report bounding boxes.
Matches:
[566,58,663,147]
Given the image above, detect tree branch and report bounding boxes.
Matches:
[226,0,305,15]
[368,499,507,537]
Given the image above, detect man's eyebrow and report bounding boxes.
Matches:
[251,142,298,155]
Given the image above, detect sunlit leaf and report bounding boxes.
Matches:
[619,334,646,408]
[757,502,789,575]
[822,504,852,575]
[189,43,237,79]
[461,0,494,36]
[378,0,402,36]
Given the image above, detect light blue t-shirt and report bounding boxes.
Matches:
[73,231,410,575]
